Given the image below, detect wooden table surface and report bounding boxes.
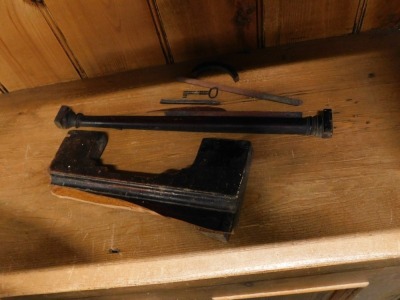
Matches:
[1,31,400,298]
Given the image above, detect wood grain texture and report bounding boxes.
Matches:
[44,0,166,77]
[1,32,400,297]
[264,0,359,46]
[156,0,258,62]
[212,273,368,300]
[362,0,400,31]
[0,81,8,94]
[6,265,400,299]
[0,0,79,91]
[353,0,368,34]
[147,0,174,64]
[37,2,88,78]
[1,262,373,298]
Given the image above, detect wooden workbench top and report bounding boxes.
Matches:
[1,31,400,298]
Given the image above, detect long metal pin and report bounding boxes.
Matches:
[177,77,302,106]
[54,106,332,138]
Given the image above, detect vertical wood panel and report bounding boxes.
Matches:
[156,0,258,62]
[0,1,79,92]
[264,0,360,46]
[362,0,400,31]
[45,0,166,77]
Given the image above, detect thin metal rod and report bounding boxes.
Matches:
[54,106,332,138]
